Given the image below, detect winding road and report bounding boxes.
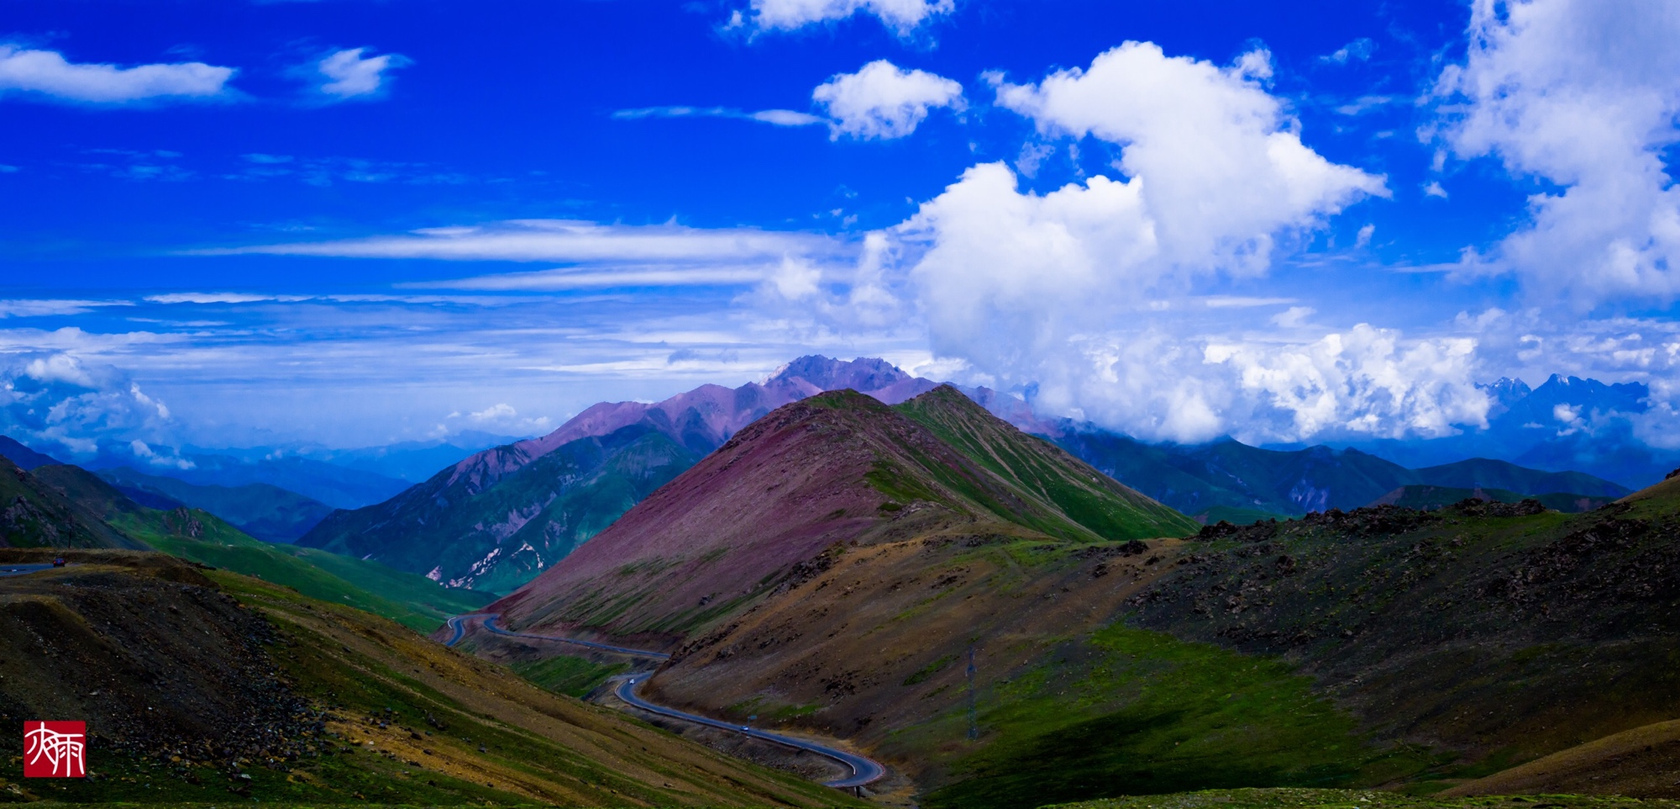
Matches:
[0,563,59,578]
[443,612,884,790]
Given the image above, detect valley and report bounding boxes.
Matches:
[3,363,1678,809]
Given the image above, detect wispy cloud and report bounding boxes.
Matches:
[1320,37,1376,65]
[228,152,473,186]
[193,219,839,264]
[0,299,134,318]
[408,265,777,291]
[311,47,410,101]
[612,106,823,127]
[0,44,235,104]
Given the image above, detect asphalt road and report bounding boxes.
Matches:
[614,674,885,789]
[0,563,60,578]
[442,612,884,790]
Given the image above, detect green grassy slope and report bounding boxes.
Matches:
[23,460,493,633]
[0,552,858,807]
[1129,491,1680,781]
[113,508,493,633]
[897,386,1198,541]
[1,459,149,549]
[509,654,630,699]
[1052,788,1678,809]
[920,624,1432,809]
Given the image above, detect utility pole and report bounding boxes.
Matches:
[966,645,978,741]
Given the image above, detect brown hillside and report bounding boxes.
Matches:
[484,388,1217,793]
[494,387,1191,648]
[0,548,857,807]
[1444,719,1680,798]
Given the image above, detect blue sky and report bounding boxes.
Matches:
[2,0,1678,454]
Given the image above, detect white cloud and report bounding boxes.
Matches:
[0,45,234,104]
[1321,37,1375,64]
[0,299,131,318]
[612,106,824,127]
[315,48,409,99]
[1207,325,1489,440]
[865,42,1396,441]
[1,353,180,457]
[128,439,192,469]
[1423,180,1449,199]
[462,403,550,435]
[196,219,837,264]
[1435,0,1680,306]
[813,60,964,140]
[414,266,776,291]
[469,403,517,422]
[732,0,953,36]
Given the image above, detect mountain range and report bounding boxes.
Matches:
[0,454,492,632]
[296,357,1634,595]
[9,358,1680,807]
[481,383,1680,807]
[95,466,336,542]
[1334,374,1674,489]
[1056,432,1629,524]
[495,386,1194,640]
[297,357,941,592]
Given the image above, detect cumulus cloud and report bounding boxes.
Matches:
[813,60,964,140]
[730,0,953,36]
[0,45,235,104]
[858,42,1408,442]
[1207,325,1489,440]
[1,353,178,457]
[1435,0,1680,306]
[314,48,409,100]
[458,402,550,436]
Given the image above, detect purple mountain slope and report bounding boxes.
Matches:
[297,357,940,592]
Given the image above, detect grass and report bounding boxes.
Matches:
[2,567,851,806]
[904,654,960,685]
[113,509,494,634]
[1049,788,1680,809]
[917,624,1437,809]
[509,654,629,698]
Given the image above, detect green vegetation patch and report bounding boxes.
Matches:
[509,654,628,698]
[1050,788,1680,809]
[904,653,960,686]
[128,519,493,634]
[921,626,1436,809]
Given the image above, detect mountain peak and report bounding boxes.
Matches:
[767,355,913,391]
[496,384,1194,641]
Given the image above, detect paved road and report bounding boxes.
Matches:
[614,674,885,789]
[480,615,671,660]
[443,615,471,646]
[0,563,59,578]
[442,612,884,790]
